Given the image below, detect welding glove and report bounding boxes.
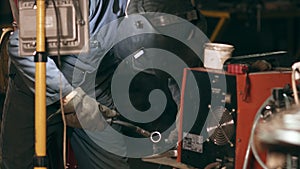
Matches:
[63,87,118,131]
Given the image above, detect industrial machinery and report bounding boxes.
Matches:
[177,67,291,169]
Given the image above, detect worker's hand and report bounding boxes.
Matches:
[63,87,119,131]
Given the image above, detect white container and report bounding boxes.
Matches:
[204,43,234,69]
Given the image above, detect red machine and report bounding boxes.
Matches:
[177,67,291,169]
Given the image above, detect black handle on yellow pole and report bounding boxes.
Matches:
[34,0,48,168]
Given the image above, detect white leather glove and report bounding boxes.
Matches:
[63,87,118,131]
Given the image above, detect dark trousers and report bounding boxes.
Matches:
[69,128,130,169]
[0,68,64,169]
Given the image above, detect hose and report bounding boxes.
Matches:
[242,96,273,169]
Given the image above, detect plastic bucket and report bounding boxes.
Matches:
[204,43,234,69]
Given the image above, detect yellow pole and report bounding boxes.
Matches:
[35,0,47,168]
[200,10,230,42]
[35,63,47,169]
[36,0,46,52]
[210,17,227,42]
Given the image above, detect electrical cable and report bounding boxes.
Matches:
[242,139,252,169]
[49,0,67,168]
[249,105,269,169]
[242,96,273,169]
[291,65,300,105]
[124,0,131,17]
[0,28,13,93]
